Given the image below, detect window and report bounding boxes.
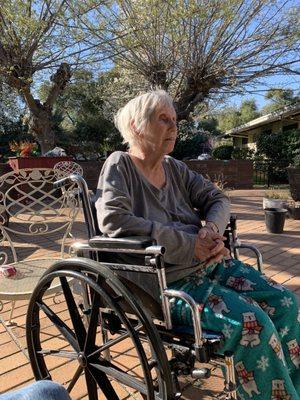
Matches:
[261,129,272,135]
[242,138,248,145]
[282,123,298,132]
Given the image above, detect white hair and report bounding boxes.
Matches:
[114,89,174,148]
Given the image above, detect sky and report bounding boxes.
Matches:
[228,74,300,110]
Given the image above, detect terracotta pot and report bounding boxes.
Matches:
[8,156,73,171]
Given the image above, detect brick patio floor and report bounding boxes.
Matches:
[0,189,299,399]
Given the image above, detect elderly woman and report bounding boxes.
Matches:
[96,90,300,400]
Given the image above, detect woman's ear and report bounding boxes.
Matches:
[130,119,139,135]
[130,119,143,138]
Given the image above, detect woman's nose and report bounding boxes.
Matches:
[169,120,177,129]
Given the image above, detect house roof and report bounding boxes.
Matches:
[226,102,300,136]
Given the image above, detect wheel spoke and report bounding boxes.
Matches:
[87,324,143,360]
[89,359,147,395]
[88,365,120,400]
[84,281,102,354]
[37,349,78,360]
[37,301,79,352]
[85,368,98,400]
[67,365,83,393]
[60,276,87,350]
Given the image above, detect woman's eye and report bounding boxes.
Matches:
[160,116,176,125]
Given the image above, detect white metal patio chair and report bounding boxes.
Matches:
[53,160,83,180]
[0,168,81,358]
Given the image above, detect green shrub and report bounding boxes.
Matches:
[293,154,300,167]
[256,129,300,162]
[212,145,233,160]
[231,147,254,160]
[172,121,210,159]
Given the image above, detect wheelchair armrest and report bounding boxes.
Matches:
[232,242,263,272]
[88,235,154,250]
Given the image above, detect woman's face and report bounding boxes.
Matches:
[139,104,177,155]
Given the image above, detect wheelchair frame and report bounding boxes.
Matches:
[26,173,263,400]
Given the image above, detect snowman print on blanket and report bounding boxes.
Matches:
[240,312,262,347]
[239,295,257,306]
[259,300,276,317]
[235,361,260,398]
[270,379,291,400]
[207,294,230,315]
[269,334,285,363]
[226,276,256,291]
[185,269,205,286]
[286,339,300,368]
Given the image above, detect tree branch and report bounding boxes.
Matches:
[44,63,71,109]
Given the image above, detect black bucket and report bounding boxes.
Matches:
[264,208,287,234]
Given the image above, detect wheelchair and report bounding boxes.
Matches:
[26,173,263,400]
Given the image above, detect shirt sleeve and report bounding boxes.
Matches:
[95,155,197,265]
[175,160,231,234]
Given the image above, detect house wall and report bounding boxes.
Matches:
[232,118,300,150]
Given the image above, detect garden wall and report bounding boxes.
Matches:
[0,159,253,192]
[78,159,253,192]
[183,159,253,190]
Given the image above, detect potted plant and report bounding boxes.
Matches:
[287,154,300,202]
[9,140,39,157]
[262,189,289,210]
[8,141,73,171]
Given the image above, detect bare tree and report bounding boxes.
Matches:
[0,0,110,153]
[91,0,300,120]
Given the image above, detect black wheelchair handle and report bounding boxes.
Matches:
[55,173,97,238]
[230,215,237,230]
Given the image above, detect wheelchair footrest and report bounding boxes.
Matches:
[191,368,211,379]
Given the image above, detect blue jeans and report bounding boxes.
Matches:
[0,381,71,400]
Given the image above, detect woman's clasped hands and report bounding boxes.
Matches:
[194,226,230,267]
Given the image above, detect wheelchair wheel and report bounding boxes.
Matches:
[26,258,174,400]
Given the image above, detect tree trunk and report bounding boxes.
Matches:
[174,74,221,121]
[175,86,209,121]
[28,104,56,154]
[8,63,71,154]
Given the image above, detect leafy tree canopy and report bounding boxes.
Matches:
[262,88,300,114]
[0,79,31,160]
[217,99,260,132]
[0,0,110,152]
[91,0,300,120]
[39,69,123,158]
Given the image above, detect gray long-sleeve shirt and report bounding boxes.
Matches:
[95,151,230,291]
